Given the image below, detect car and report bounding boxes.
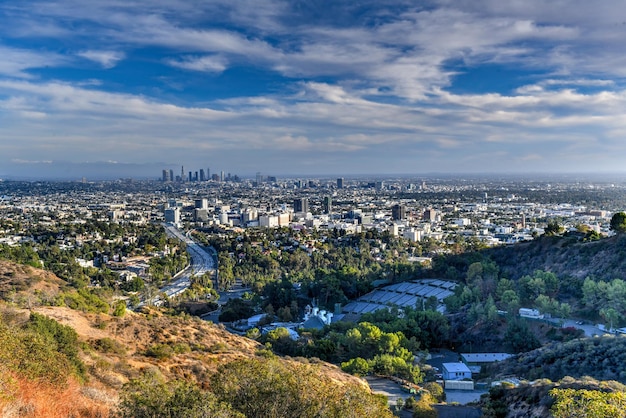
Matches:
[576,320,584,325]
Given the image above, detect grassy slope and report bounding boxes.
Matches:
[0,260,370,417]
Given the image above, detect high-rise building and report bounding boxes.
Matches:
[337,178,344,188]
[181,166,185,182]
[424,208,437,222]
[323,196,332,214]
[169,169,174,183]
[188,171,193,182]
[164,207,181,224]
[162,169,169,182]
[392,204,406,221]
[256,172,263,186]
[200,169,205,181]
[195,199,208,210]
[293,198,309,213]
[220,171,225,182]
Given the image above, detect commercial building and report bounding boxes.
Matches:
[323,196,332,214]
[164,207,181,224]
[293,198,309,214]
[392,204,406,220]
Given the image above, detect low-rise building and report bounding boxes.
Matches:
[442,362,472,381]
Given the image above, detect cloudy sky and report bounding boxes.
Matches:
[1,0,626,179]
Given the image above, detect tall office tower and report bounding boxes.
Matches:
[323,196,332,214]
[220,171,225,181]
[162,169,168,182]
[199,169,205,181]
[207,167,210,180]
[392,204,406,221]
[188,171,193,182]
[194,171,199,182]
[181,166,185,182]
[256,172,262,186]
[337,177,344,188]
[424,208,437,222]
[293,198,309,213]
[169,169,174,183]
[195,198,208,210]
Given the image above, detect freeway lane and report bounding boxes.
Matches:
[146,224,216,305]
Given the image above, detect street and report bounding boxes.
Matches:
[143,224,217,305]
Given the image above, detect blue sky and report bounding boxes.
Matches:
[2,0,626,179]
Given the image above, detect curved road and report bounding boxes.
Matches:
[146,224,216,306]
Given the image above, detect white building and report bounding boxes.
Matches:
[259,215,279,228]
[403,227,423,242]
[442,362,472,381]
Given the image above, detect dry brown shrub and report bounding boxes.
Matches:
[0,376,113,418]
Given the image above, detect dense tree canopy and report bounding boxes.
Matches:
[610,212,626,233]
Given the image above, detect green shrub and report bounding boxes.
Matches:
[25,312,86,380]
[92,337,127,355]
[145,343,174,360]
[113,300,127,317]
[118,369,244,418]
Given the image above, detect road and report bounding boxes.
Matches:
[365,376,413,410]
[144,224,216,306]
[558,318,609,337]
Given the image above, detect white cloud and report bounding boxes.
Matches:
[77,50,125,68]
[0,45,66,78]
[166,55,228,73]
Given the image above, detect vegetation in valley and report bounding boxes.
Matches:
[480,376,626,418]
[488,336,626,383]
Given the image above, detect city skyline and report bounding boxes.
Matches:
[2,1,626,179]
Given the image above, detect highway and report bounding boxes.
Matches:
[145,223,216,306]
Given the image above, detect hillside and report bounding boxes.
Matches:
[484,233,626,282]
[0,259,65,302]
[480,377,626,418]
[0,260,392,417]
[487,336,626,383]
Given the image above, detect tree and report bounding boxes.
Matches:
[118,369,243,418]
[600,307,621,331]
[423,382,446,402]
[341,357,370,376]
[544,220,563,236]
[610,212,626,233]
[550,388,626,418]
[504,319,540,353]
[210,357,394,418]
[412,393,438,418]
[500,289,520,314]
